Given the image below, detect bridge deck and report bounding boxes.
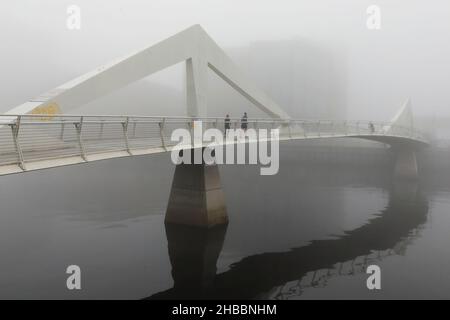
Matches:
[0,114,428,176]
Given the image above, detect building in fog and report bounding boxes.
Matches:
[208,38,347,120]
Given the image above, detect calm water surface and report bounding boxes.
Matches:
[0,140,449,299]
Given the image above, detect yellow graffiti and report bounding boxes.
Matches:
[30,102,61,121]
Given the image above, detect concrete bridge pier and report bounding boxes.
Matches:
[165,149,228,228]
[393,148,419,180]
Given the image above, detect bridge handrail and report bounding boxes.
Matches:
[0,114,428,134]
[0,114,428,172]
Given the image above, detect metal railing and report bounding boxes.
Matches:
[0,114,428,171]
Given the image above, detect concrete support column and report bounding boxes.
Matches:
[394,148,418,180]
[165,150,228,228]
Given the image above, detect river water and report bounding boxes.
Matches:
[0,139,449,299]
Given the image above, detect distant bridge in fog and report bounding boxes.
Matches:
[1,25,428,227]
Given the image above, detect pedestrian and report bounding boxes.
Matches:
[224,114,231,136]
[241,112,248,131]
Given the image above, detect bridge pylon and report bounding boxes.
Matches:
[6,25,290,120]
[387,99,420,180]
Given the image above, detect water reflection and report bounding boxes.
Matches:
[149,182,428,299]
[163,224,227,299]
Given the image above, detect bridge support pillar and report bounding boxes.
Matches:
[165,151,228,228]
[394,148,418,180]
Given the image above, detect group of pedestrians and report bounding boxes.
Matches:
[223,115,377,137]
[224,112,248,135]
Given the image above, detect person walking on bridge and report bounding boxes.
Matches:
[224,114,231,136]
[241,112,248,131]
[369,122,375,134]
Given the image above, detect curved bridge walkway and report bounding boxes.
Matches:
[0,114,427,176]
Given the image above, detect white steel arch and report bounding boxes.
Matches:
[6,25,290,119]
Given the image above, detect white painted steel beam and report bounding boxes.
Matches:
[6,25,290,119]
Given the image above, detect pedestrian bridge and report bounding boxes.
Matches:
[1,24,430,227]
[0,113,428,176]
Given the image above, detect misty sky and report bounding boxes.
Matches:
[1,0,450,121]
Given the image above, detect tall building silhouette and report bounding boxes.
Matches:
[208,39,347,119]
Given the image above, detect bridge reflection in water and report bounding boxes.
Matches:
[148,182,428,300]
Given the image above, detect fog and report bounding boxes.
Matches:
[1,1,450,136]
